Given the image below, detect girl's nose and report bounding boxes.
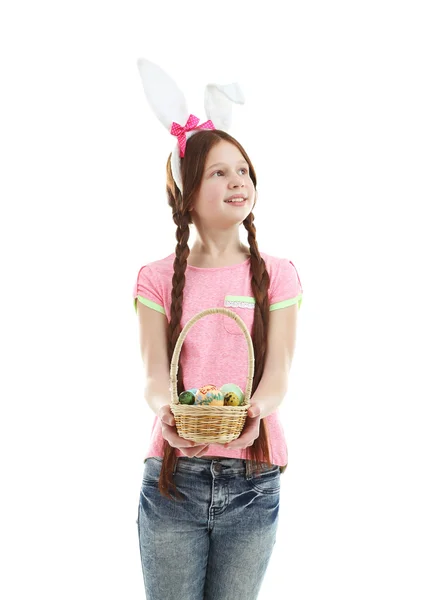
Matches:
[229,173,244,187]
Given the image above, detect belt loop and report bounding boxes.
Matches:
[172,457,179,475]
[245,460,252,480]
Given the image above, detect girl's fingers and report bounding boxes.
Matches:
[225,418,260,449]
[164,413,175,426]
[182,445,209,457]
[248,407,261,418]
[162,424,195,448]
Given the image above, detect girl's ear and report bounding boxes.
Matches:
[204,83,245,130]
[136,58,189,131]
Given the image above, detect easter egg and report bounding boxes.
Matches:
[224,392,241,406]
[195,384,217,400]
[195,384,224,406]
[220,383,245,404]
[178,391,195,405]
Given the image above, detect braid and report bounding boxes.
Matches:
[158,210,190,500]
[242,212,270,392]
[167,211,190,393]
[242,212,272,469]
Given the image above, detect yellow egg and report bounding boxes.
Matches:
[224,392,241,406]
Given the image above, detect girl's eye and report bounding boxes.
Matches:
[212,168,248,176]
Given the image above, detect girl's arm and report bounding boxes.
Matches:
[255,302,299,418]
[136,301,172,416]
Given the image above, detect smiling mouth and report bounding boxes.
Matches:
[224,198,247,203]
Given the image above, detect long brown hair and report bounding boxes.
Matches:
[158,129,273,500]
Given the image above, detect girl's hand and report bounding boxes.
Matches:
[223,404,262,450]
[158,404,210,458]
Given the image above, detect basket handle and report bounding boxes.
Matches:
[170,307,255,405]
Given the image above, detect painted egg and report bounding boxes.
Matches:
[195,384,224,406]
[195,384,217,400]
[220,383,245,404]
[224,392,241,406]
[179,391,195,405]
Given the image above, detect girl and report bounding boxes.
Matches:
[133,127,303,600]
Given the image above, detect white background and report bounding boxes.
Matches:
[1,1,420,598]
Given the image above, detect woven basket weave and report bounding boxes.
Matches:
[169,307,254,444]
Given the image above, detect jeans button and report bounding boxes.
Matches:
[213,462,222,474]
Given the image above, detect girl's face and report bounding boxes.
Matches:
[189,140,256,227]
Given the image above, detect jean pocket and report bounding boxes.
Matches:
[249,466,281,495]
[142,457,163,485]
[223,295,255,335]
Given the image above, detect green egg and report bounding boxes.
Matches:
[179,391,195,405]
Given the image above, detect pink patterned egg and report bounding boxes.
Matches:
[195,384,224,406]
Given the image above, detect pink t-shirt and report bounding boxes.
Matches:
[132,251,303,466]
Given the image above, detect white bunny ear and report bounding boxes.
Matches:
[204,82,245,130]
[136,58,189,131]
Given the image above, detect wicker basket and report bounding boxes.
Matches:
[169,307,254,444]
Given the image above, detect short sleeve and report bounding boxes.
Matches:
[132,265,166,316]
[269,259,303,311]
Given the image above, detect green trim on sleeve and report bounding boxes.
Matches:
[269,293,303,311]
[133,295,166,315]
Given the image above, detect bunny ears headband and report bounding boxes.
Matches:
[136,58,245,193]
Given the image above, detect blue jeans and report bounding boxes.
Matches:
[136,456,282,600]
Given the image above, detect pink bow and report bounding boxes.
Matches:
[170,114,215,157]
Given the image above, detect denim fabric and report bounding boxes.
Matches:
[136,456,282,600]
